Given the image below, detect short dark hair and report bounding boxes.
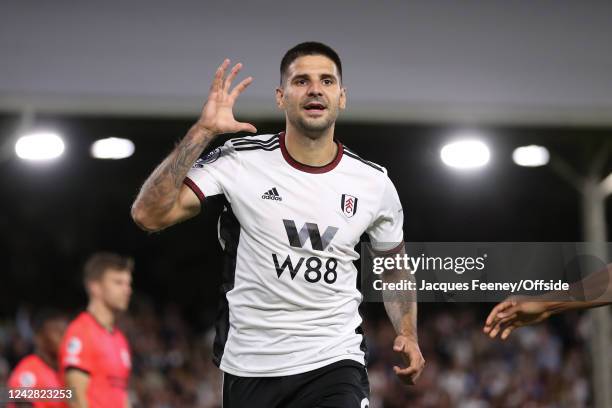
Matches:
[32,308,66,334]
[83,252,134,285]
[280,42,342,85]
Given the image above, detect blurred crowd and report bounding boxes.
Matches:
[1,304,592,408]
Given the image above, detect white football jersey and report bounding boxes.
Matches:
[185,132,403,377]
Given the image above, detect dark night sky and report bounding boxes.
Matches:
[1,113,610,325]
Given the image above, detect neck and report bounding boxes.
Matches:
[87,300,115,331]
[284,122,337,167]
[36,349,58,371]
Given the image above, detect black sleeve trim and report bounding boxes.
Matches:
[65,366,91,376]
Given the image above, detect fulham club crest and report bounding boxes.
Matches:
[341,194,358,218]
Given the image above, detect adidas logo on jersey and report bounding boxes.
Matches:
[262,187,282,201]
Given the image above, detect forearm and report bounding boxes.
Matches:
[384,297,418,339]
[69,395,88,408]
[66,381,89,408]
[541,300,611,315]
[527,264,612,313]
[381,255,418,338]
[131,124,215,230]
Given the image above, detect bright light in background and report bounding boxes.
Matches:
[91,137,135,159]
[15,132,65,161]
[512,145,549,167]
[440,140,490,169]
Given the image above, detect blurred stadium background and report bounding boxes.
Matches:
[1,1,611,407]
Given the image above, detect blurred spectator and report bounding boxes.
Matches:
[2,305,591,408]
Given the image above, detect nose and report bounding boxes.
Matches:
[307,82,323,97]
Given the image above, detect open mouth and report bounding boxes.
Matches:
[303,102,327,112]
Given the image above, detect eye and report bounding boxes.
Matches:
[323,78,334,85]
[295,79,308,86]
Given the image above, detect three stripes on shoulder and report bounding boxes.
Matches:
[232,134,280,152]
[343,147,384,173]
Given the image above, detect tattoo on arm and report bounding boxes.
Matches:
[384,298,417,338]
[381,252,418,338]
[133,126,214,222]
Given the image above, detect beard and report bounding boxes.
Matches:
[287,106,338,138]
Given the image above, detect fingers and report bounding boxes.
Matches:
[399,351,422,376]
[393,365,418,377]
[393,337,425,385]
[201,58,254,134]
[210,59,231,95]
[393,336,406,352]
[488,322,504,339]
[484,301,518,336]
[223,63,243,94]
[484,300,514,329]
[501,325,516,340]
[229,76,254,101]
[488,312,520,339]
[393,357,425,385]
[209,59,253,104]
[393,366,419,385]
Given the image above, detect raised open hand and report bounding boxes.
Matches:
[195,59,257,135]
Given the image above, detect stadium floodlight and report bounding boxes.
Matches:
[15,131,65,161]
[91,137,135,159]
[512,145,550,167]
[440,139,490,169]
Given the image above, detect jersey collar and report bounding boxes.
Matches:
[85,310,115,334]
[279,132,343,174]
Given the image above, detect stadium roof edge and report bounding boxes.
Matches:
[2,93,612,127]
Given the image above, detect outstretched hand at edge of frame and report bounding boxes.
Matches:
[483,298,552,340]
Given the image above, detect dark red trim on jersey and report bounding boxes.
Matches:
[371,241,405,255]
[183,177,205,203]
[279,132,343,174]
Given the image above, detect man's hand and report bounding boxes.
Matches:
[483,298,552,340]
[131,58,257,232]
[392,335,425,385]
[195,59,257,135]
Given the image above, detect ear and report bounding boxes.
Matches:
[275,87,285,109]
[339,86,347,110]
[88,280,101,298]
